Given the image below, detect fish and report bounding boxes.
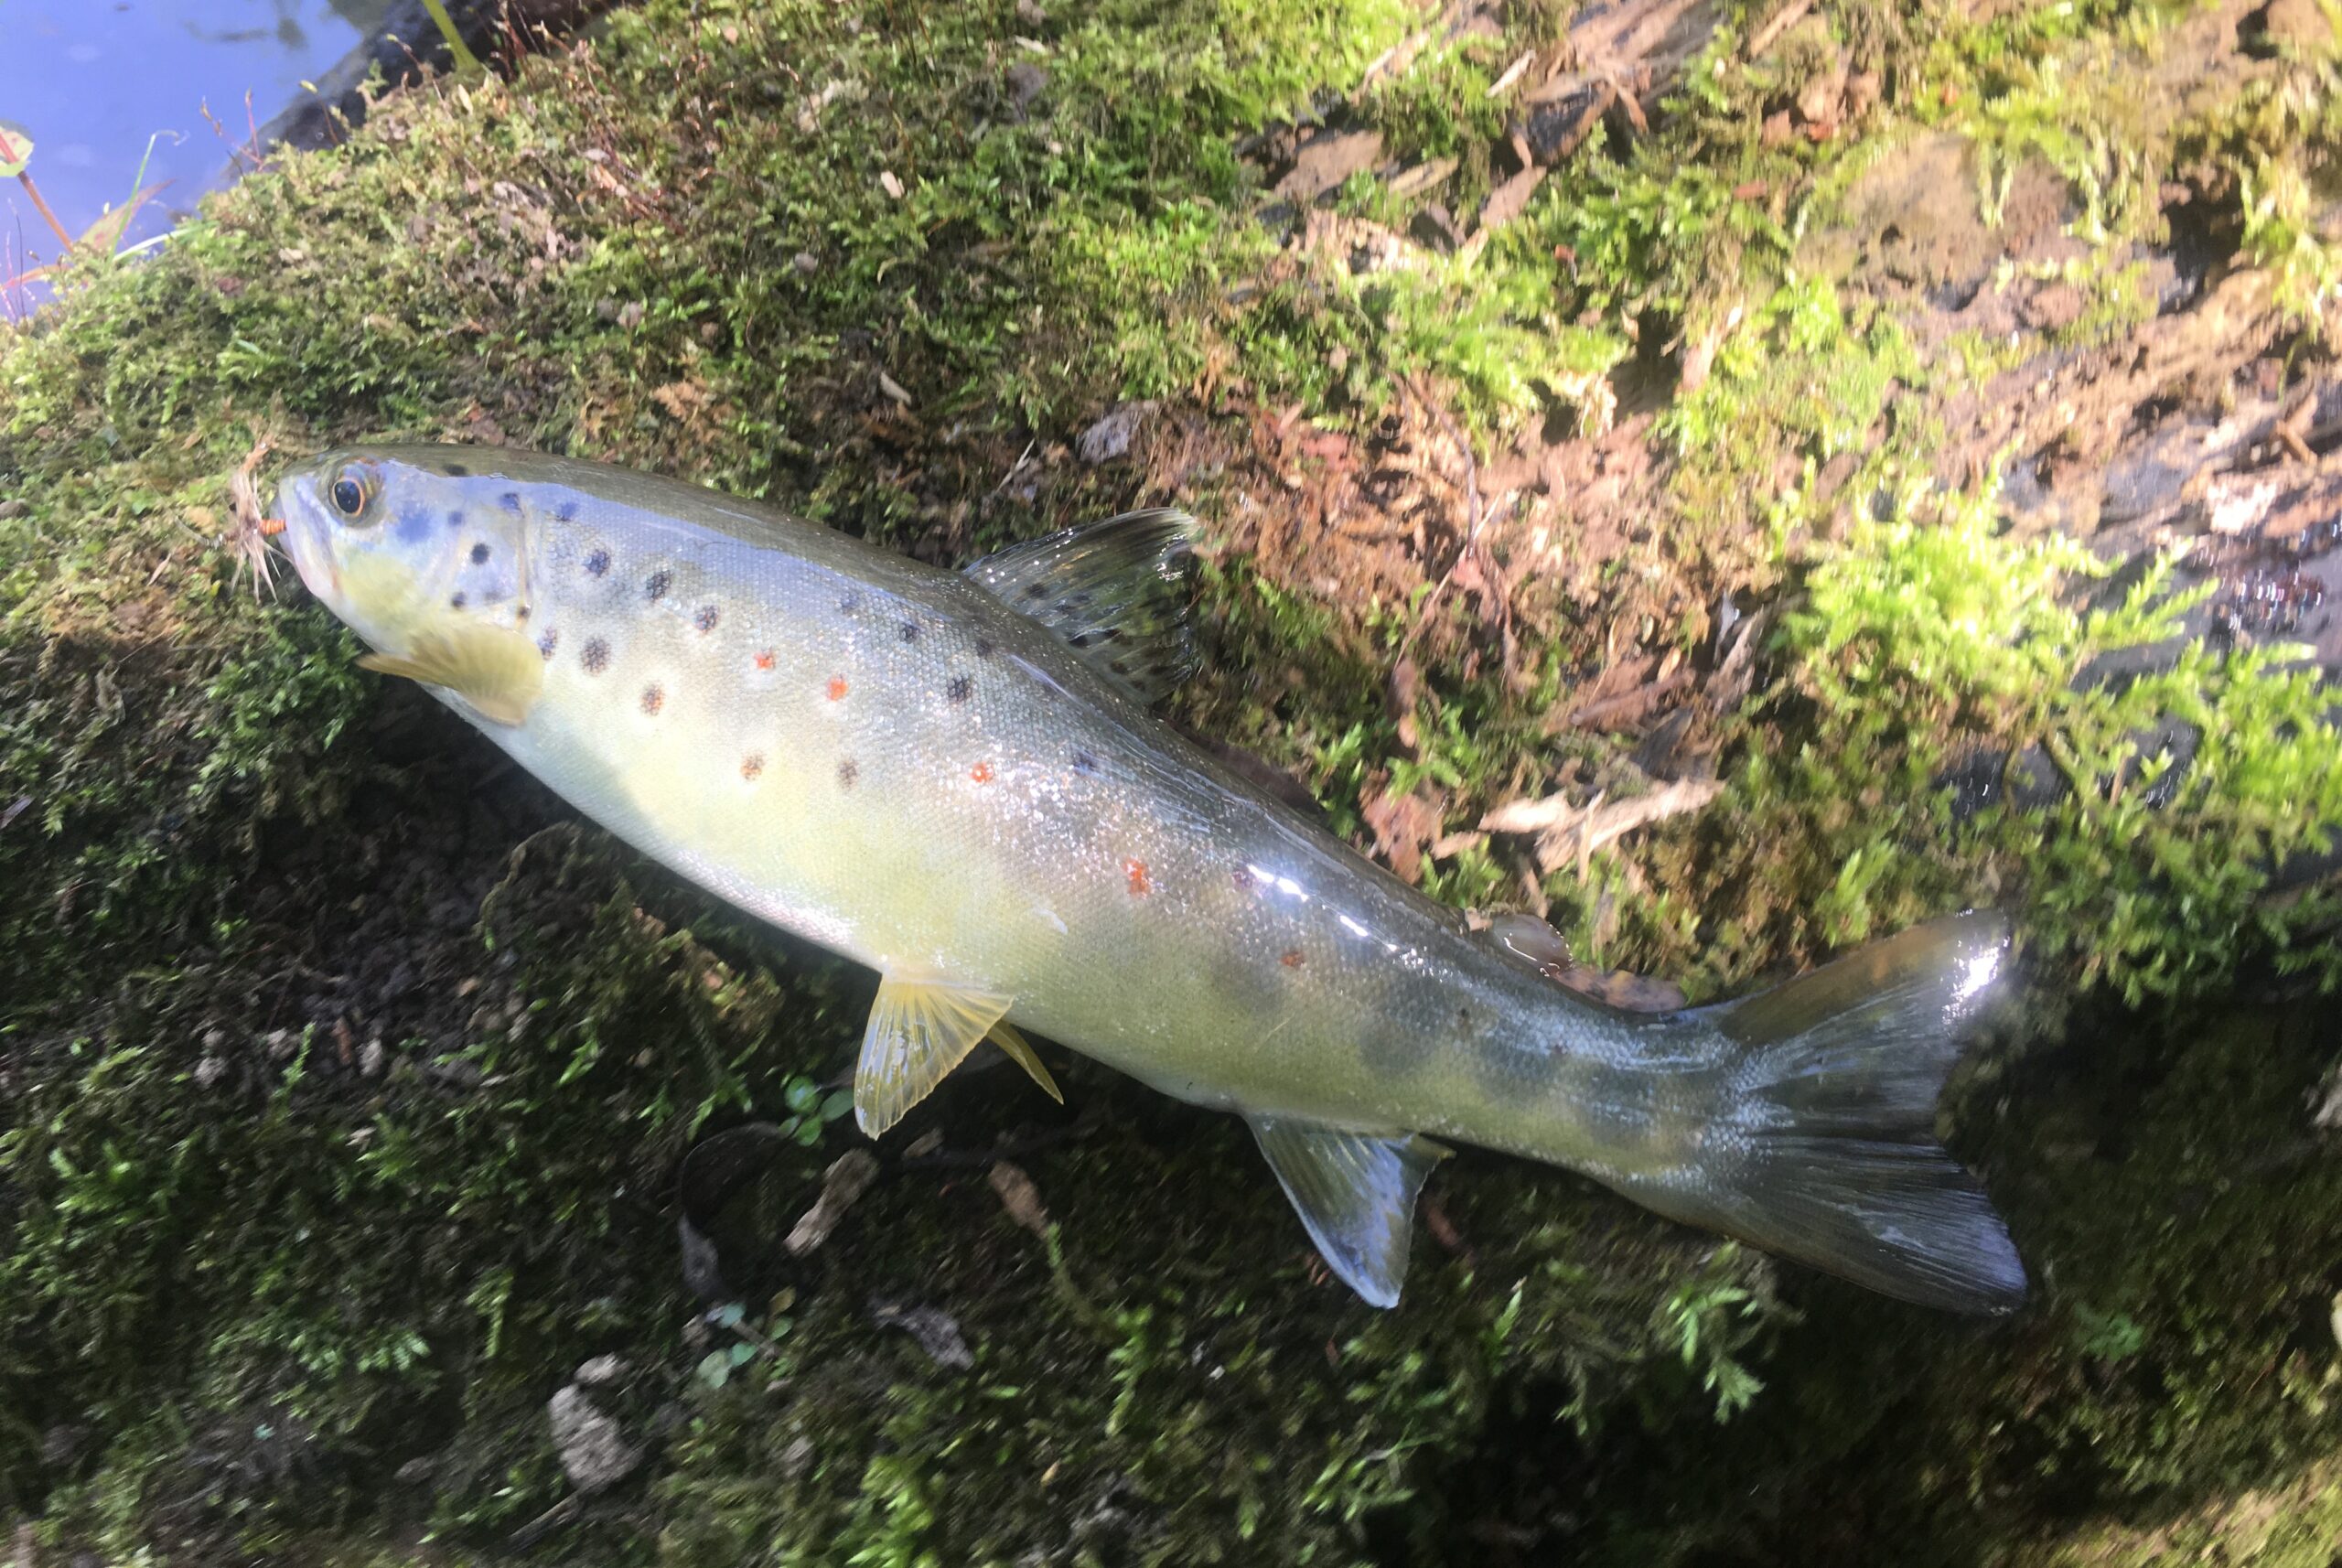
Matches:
[277,445,2027,1313]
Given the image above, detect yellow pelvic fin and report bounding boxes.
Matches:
[855,976,1015,1136]
[358,621,543,726]
[985,1020,1064,1105]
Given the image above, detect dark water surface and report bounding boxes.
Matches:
[3,1,389,284]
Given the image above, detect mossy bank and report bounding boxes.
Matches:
[3,0,2339,1562]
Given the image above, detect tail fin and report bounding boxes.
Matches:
[1660,912,2027,1314]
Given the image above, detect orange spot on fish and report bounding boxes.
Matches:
[258,516,287,536]
[970,761,994,784]
[1124,858,1153,897]
[754,650,777,671]
[1280,949,1305,968]
[826,675,848,701]
[741,754,765,780]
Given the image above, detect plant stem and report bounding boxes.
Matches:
[419,0,485,74]
[15,171,73,252]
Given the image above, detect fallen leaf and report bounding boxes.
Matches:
[0,121,34,177]
[1364,782,1445,884]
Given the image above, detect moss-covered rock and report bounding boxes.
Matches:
[3,0,2338,1561]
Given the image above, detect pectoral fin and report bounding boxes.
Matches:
[854,976,1015,1136]
[358,622,543,725]
[1248,1115,1447,1308]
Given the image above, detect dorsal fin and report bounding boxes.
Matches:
[962,508,1200,703]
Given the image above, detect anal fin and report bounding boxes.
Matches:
[854,976,1015,1136]
[1248,1115,1447,1308]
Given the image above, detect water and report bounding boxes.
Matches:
[1,1,390,289]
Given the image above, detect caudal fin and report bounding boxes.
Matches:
[1661,912,2027,1314]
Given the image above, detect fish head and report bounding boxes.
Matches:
[279,446,534,652]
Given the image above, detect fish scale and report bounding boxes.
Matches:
[282,445,2028,1314]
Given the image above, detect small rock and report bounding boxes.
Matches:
[616,300,645,330]
[2249,0,2329,51]
[779,1434,816,1479]
[1015,0,1047,26]
[575,1354,628,1387]
[1005,61,1047,113]
[869,1300,974,1369]
[989,1161,1050,1234]
[792,251,819,274]
[0,499,28,520]
[264,1028,297,1061]
[425,1056,484,1090]
[2021,282,2086,335]
[392,1455,435,1485]
[194,1056,226,1089]
[1408,204,1462,254]
[359,1038,386,1079]
[1078,402,1153,465]
[547,1386,642,1494]
[201,1027,226,1051]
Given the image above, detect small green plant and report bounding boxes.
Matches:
[779,1074,854,1145]
[1659,1248,1771,1421]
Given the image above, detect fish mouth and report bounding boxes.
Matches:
[274,467,342,607]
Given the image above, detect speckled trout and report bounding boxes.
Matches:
[279,446,2025,1312]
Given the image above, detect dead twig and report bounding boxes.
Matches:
[1745,0,1815,59]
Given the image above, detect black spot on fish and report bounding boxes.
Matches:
[973,638,994,659]
[499,491,522,512]
[555,501,579,522]
[1025,583,1047,599]
[645,570,671,602]
[839,593,862,614]
[1067,632,1095,649]
[449,592,467,609]
[947,675,972,703]
[837,758,859,789]
[581,638,609,674]
[1071,750,1100,775]
[538,629,559,660]
[586,549,610,577]
[899,621,919,643]
[446,509,466,529]
[1108,658,1130,676]
[640,684,664,715]
[443,462,469,477]
[694,604,720,633]
[469,542,491,564]
[514,605,531,623]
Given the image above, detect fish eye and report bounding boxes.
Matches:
[328,465,374,521]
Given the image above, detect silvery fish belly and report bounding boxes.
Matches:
[279,446,2028,1313]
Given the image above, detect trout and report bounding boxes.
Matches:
[279,446,2025,1312]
